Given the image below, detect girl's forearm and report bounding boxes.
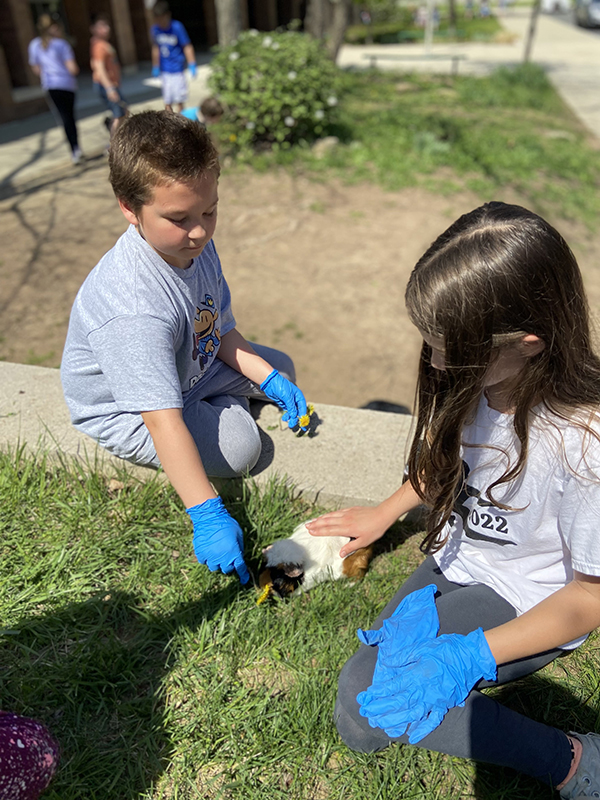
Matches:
[377,479,424,528]
[484,575,600,665]
[141,408,216,508]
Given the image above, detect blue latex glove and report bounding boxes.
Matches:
[151,66,160,78]
[186,496,250,585]
[188,62,197,78]
[357,584,439,685]
[260,369,308,430]
[357,628,497,743]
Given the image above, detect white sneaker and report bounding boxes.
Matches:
[71,148,83,165]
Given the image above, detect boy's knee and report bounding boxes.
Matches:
[208,405,262,477]
[222,422,261,476]
[276,352,296,383]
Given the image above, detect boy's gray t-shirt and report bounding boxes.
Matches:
[61,225,236,460]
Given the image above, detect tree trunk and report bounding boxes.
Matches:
[448,0,458,28]
[326,0,351,61]
[306,0,350,61]
[214,0,242,47]
[305,0,328,38]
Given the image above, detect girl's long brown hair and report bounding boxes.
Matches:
[405,202,600,553]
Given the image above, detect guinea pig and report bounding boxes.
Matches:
[258,520,373,599]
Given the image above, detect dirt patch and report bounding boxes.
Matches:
[2,162,600,411]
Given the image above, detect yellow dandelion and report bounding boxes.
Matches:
[229,133,238,142]
[298,404,315,430]
[256,583,273,605]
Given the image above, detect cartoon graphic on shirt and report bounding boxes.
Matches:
[450,461,515,546]
[192,294,221,370]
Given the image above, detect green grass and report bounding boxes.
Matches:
[2,450,600,798]
[345,13,503,44]
[236,64,600,229]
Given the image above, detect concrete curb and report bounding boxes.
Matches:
[0,361,413,508]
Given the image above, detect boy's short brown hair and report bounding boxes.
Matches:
[108,110,220,213]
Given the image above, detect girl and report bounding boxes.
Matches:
[308,202,600,798]
[28,15,82,165]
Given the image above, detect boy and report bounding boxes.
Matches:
[151,1,196,113]
[61,111,307,585]
[90,14,128,138]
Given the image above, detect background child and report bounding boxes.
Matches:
[151,1,196,113]
[28,14,82,165]
[181,96,224,128]
[308,202,600,798]
[61,111,307,586]
[90,14,128,139]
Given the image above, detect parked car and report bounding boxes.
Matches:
[574,0,600,26]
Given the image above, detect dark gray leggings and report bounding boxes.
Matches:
[335,557,572,787]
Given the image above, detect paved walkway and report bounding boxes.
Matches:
[0,10,599,196]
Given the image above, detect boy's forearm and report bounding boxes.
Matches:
[484,574,600,665]
[217,328,273,386]
[141,407,216,508]
[184,44,195,65]
[151,45,159,68]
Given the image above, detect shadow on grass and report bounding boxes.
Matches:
[0,584,239,799]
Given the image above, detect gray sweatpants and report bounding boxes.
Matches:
[119,343,295,476]
[335,557,573,787]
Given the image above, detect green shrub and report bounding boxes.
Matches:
[208,29,343,152]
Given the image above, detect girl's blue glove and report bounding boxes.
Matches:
[357,628,497,743]
[357,584,440,685]
[151,66,160,78]
[186,497,250,585]
[260,369,308,430]
[188,62,197,78]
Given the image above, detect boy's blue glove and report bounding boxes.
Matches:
[357,628,497,743]
[357,584,439,685]
[260,369,308,430]
[186,496,250,585]
[151,66,160,78]
[188,62,197,78]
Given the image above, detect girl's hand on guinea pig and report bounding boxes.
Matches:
[306,506,389,557]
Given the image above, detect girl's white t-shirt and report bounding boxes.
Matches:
[434,396,600,647]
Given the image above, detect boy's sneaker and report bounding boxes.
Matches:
[71,148,83,165]
[559,732,600,798]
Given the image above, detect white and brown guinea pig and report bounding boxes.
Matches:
[259,520,373,599]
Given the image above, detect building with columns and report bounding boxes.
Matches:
[0,0,307,123]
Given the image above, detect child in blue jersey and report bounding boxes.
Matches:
[150,1,196,112]
[61,111,308,586]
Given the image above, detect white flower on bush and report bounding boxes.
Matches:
[262,36,273,47]
[271,41,280,50]
[245,121,256,130]
[284,116,295,127]
[327,96,338,107]
[248,28,259,36]
[314,109,325,120]
[229,51,240,61]
[287,70,297,80]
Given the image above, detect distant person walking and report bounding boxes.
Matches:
[28,14,82,165]
[150,1,196,113]
[90,14,128,140]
